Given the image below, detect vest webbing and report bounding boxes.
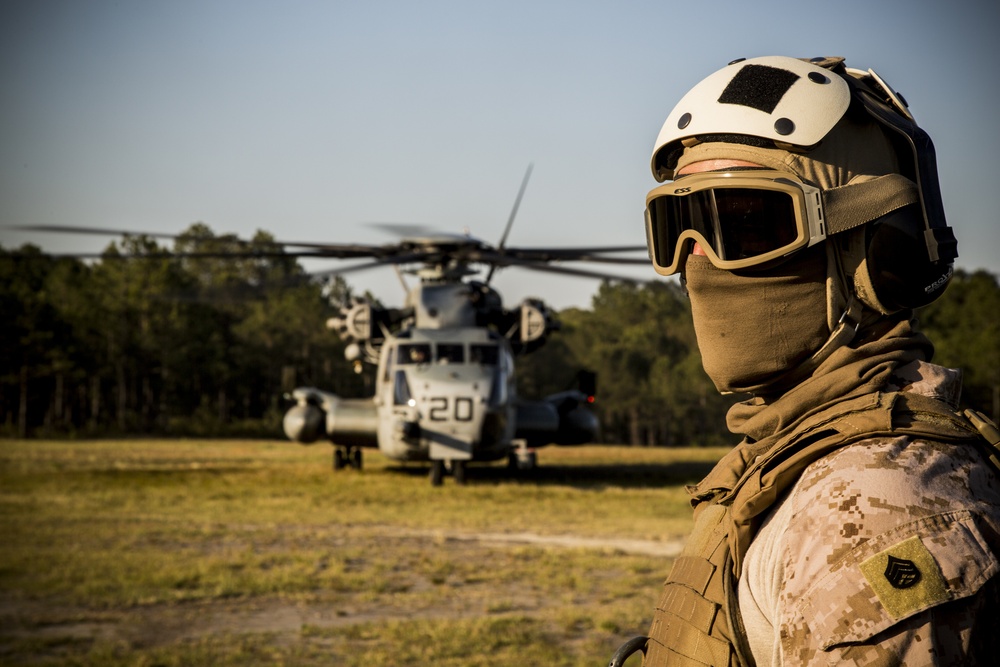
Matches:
[643,391,983,667]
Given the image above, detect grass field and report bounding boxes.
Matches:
[0,439,727,666]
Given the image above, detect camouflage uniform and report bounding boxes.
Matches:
[739,361,1000,665]
[643,357,1000,667]
[636,56,997,667]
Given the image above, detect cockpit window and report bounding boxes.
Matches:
[398,343,431,365]
[436,343,464,364]
[470,344,499,365]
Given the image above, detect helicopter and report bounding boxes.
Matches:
[11,168,651,484]
[281,226,650,485]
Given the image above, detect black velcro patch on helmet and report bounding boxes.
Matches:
[718,65,800,113]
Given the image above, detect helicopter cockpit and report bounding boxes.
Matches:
[377,332,516,467]
[396,342,501,366]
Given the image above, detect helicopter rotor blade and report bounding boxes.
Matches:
[2,249,338,261]
[3,247,366,262]
[486,163,533,285]
[475,252,648,283]
[368,223,442,238]
[306,251,433,279]
[542,255,650,266]
[7,223,653,285]
[504,244,648,256]
[508,261,646,283]
[307,260,397,279]
[10,224,180,241]
[501,248,650,265]
[7,224,395,257]
[498,163,533,251]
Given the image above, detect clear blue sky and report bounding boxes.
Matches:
[2,0,997,309]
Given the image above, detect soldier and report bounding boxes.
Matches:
[613,57,1000,666]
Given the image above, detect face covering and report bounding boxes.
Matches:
[684,246,830,394]
[673,116,915,322]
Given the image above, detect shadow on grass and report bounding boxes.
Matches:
[384,459,717,490]
[44,455,715,490]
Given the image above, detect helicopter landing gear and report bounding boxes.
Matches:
[430,460,444,486]
[333,447,363,471]
[507,440,537,471]
[429,459,467,486]
[451,460,467,485]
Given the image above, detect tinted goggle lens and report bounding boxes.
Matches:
[645,174,818,275]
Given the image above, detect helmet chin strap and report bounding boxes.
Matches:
[795,296,864,374]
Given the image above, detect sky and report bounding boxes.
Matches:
[1,0,997,310]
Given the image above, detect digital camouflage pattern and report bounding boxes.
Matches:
[739,362,1000,665]
[639,55,985,667]
[643,360,1000,666]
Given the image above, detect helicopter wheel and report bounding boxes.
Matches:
[521,451,537,470]
[508,448,537,471]
[452,460,467,485]
[333,448,348,470]
[430,460,445,486]
[349,448,363,470]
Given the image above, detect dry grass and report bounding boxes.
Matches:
[0,439,726,665]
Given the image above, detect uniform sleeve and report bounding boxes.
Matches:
[740,435,1000,666]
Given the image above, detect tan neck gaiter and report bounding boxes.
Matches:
[685,247,830,395]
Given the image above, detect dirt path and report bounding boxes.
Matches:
[2,526,683,656]
[391,526,685,557]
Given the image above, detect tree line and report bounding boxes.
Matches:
[2,225,998,445]
[1,225,365,439]
[531,270,1000,446]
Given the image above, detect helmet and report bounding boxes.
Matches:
[651,56,851,180]
[648,56,957,313]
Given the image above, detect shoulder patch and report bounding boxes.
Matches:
[860,535,948,619]
[784,510,1000,651]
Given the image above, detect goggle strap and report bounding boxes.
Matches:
[822,174,920,235]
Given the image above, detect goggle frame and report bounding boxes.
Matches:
[644,170,827,276]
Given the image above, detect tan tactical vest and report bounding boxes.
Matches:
[643,391,988,667]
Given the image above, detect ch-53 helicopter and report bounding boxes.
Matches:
[281,168,650,484]
[15,168,650,484]
[282,227,649,485]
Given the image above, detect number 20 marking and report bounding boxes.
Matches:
[428,397,474,422]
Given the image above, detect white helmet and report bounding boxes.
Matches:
[648,55,957,313]
[651,56,853,182]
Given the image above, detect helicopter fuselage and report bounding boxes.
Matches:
[375,327,516,463]
[282,326,518,464]
[283,319,599,481]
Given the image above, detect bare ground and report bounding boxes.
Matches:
[0,526,681,657]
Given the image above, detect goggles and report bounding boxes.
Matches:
[644,170,827,275]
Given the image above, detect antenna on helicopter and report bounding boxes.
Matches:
[486,163,533,285]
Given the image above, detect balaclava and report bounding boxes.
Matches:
[675,112,923,395]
